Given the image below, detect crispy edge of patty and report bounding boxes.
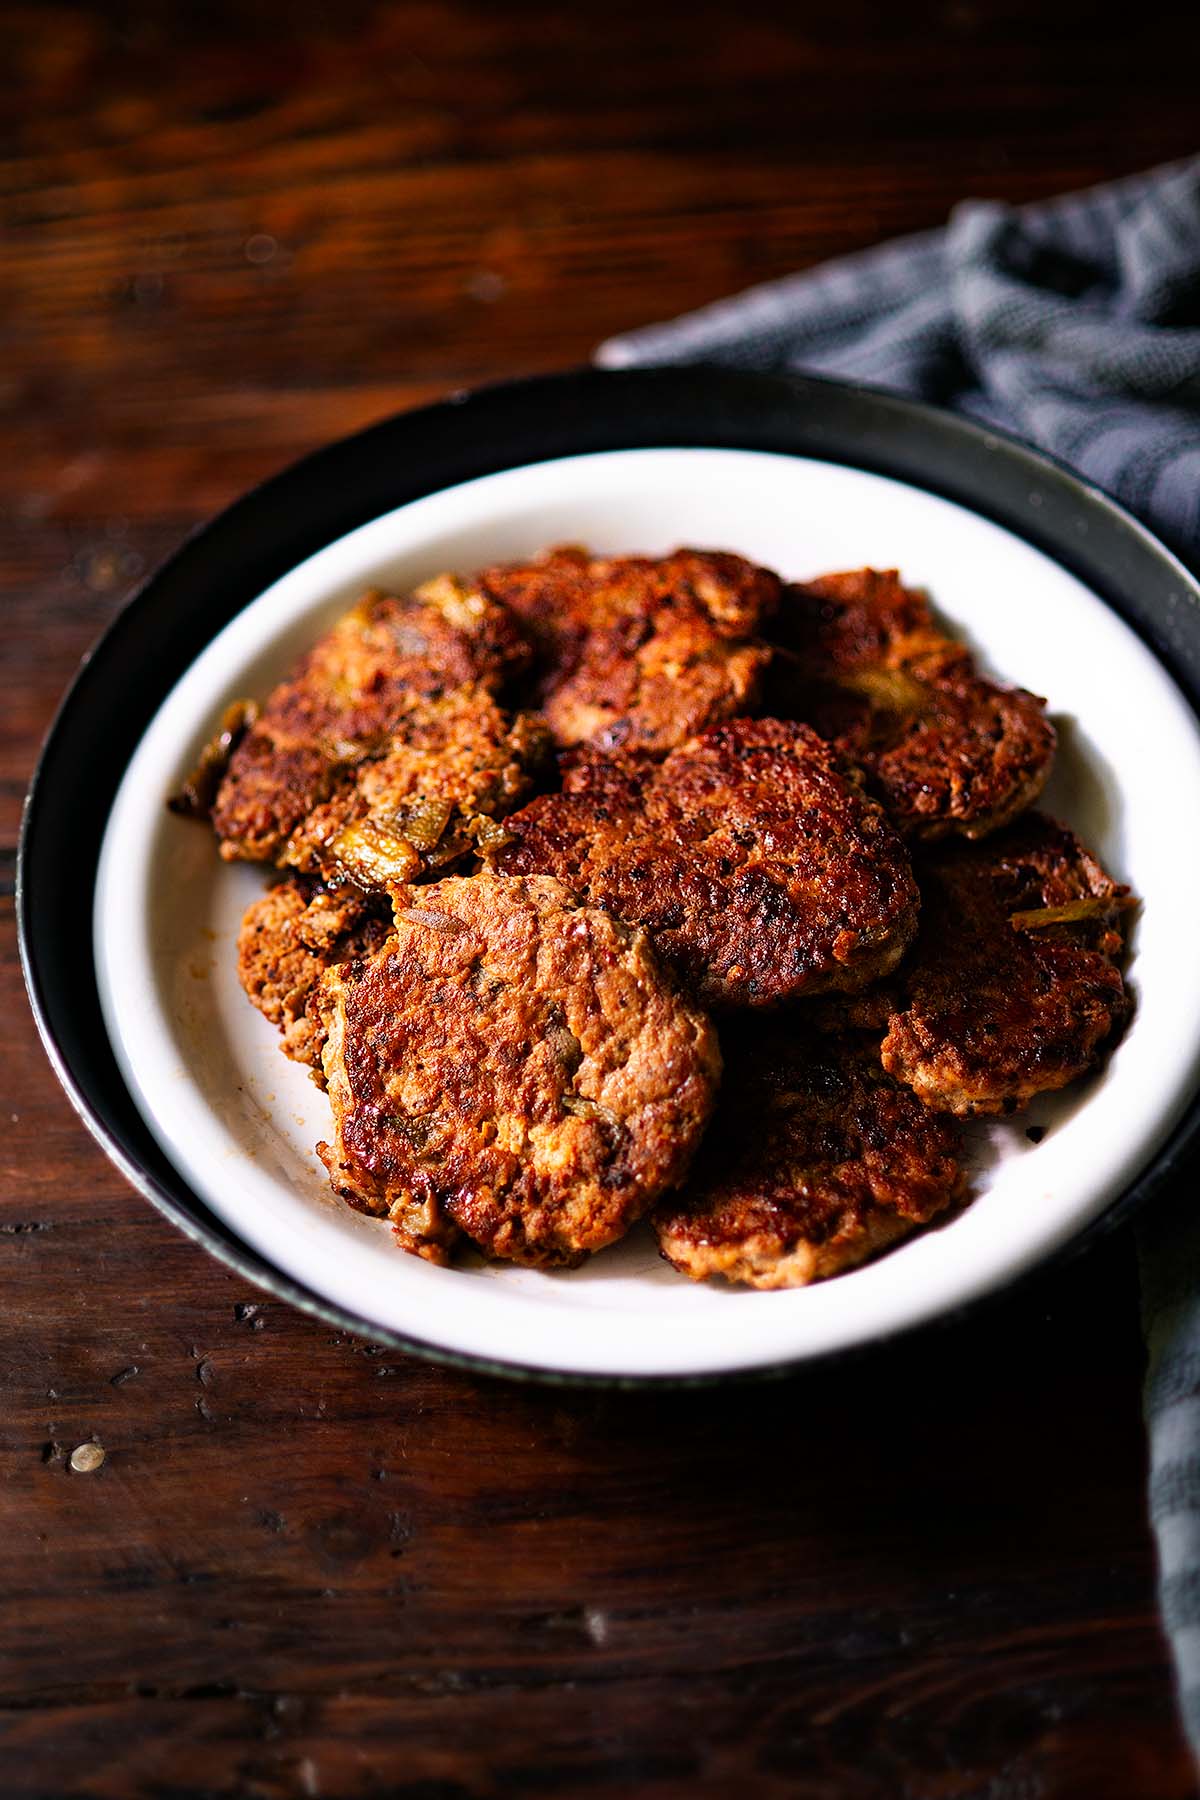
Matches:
[492,718,919,1008]
[880,813,1133,1116]
[236,875,393,1081]
[652,1021,965,1289]
[767,568,1056,840]
[315,873,722,1269]
[211,579,533,863]
[477,545,780,753]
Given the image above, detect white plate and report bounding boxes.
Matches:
[94,447,1200,1379]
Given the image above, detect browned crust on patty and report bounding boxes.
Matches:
[315,874,721,1269]
[476,545,779,753]
[653,1020,965,1289]
[766,568,1056,840]
[881,813,1132,1116]
[279,692,552,890]
[211,577,534,865]
[236,876,392,1078]
[492,718,919,1009]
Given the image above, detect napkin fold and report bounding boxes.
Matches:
[597,155,1200,1753]
[598,157,1200,563]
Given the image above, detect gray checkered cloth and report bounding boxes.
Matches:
[598,157,1200,561]
[598,156,1200,1754]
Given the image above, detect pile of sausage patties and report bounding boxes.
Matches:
[194,548,1133,1287]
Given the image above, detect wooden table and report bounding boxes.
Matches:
[4,4,1199,1794]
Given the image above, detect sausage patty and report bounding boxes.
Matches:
[212,576,534,867]
[477,545,779,753]
[492,719,919,1008]
[653,1019,965,1288]
[766,568,1056,839]
[315,874,721,1268]
[881,814,1132,1116]
[279,691,552,891]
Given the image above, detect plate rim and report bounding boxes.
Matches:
[19,364,1200,1386]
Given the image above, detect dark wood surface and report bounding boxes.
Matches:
[4,4,1200,1795]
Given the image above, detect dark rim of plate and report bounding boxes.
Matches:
[18,365,1200,1387]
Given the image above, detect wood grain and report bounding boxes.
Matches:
[4,1,1199,1794]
